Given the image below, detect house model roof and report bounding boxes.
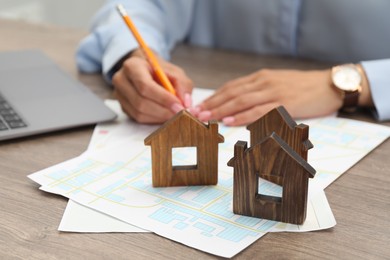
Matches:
[144,110,224,145]
[246,106,313,152]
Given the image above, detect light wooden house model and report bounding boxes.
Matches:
[144,110,224,187]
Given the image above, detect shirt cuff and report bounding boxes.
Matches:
[361,59,390,121]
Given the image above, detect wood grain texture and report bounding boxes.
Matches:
[247,106,313,185]
[145,110,224,187]
[229,133,315,224]
[1,19,389,260]
[247,106,313,160]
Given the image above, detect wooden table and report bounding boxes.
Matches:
[1,19,389,259]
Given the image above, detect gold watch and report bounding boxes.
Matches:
[331,64,362,112]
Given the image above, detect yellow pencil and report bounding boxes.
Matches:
[116,4,177,96]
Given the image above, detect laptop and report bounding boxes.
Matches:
[0,50,117,141]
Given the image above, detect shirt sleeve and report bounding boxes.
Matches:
[361,59,390,121]
[76,0,195,82]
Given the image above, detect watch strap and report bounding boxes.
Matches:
[342,90,360,112]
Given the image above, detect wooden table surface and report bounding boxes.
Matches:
[1,19,389,260]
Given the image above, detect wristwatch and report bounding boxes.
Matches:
[331,64,362,112]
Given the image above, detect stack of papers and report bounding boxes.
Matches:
[28,89,390,257]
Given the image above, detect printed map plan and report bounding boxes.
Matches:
[30,118,390,257]
[35,127,276,257]
[58,99,334,234]
[29,90,390,257]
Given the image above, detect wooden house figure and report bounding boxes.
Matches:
[144,110,224,187]
[247,106,313,185]
[247,106,313,159]
[228,133,316,224]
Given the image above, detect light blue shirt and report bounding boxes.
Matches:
[76,0,390,121]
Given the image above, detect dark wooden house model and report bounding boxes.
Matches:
[228,106,316,224]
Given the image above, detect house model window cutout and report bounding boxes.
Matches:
[144,110,224,187]
[228,106,316,224]
[172,146,197,168]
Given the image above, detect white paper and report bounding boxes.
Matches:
[271,190,336,232]
[31,141,271,258]
[60,89,213,234]
[29,105,390,257]
[59,200,148,233]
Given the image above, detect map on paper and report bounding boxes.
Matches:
[58,97,335,234]
[35,128,277,258]
[29,89,390,257]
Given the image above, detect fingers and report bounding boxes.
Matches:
[112,55,338,128]
[199,71,267,111]
[112,53,195,124]
[198,75,273,122]
[113,77,174,124]
[116,99,171,124]
[164,62,194,108]
[122,57,183,107]
[197,68,339,126]
[203,87,276,120]
[212,71,260,95]
[112,57,183,124]
[222,102,279,126]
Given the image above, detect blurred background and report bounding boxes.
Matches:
[0,0,105,28]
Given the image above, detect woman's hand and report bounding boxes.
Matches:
[197,69,345,126]
[112,49,193,124]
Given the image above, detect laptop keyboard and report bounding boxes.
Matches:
[0,93,27,131]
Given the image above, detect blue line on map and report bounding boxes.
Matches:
[174,222,188,230]
[69,173,96,187]
[106,193,125,203]
[102,162,126,174]
[74,160,94,172]
[193,188,225,204]
[194,222,215,233]
[148,202,261,243]
[57,183,73,191]
[149,207,188,224]
[235,216,262,227]
[49,170,69,180]
[97,180,126,195]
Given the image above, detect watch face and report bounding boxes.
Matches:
[332,65,362,91]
